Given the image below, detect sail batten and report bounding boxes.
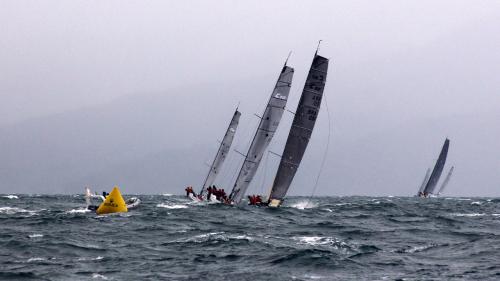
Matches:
[423,138,450,195]
[200,109,241,195]
[267,54,329,205]
[228,64,294,204]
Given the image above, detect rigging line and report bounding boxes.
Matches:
[306,90,331,208]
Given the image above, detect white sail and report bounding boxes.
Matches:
[229,64,294,204]
[200,109,241,195]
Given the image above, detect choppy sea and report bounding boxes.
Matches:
[1,194,500,280]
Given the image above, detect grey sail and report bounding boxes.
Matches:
[229,64,294,203]
[267,54,329,207]
[200,109,241,195]
[423,138,450,195]
[417,168,431,195]
[437,166,454,195]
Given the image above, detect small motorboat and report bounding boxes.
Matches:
[125,197,141,209]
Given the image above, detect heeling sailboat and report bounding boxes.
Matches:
[437,166,454,195]
[228,61,295,204]
[199,108,241,197]
[265,51,329,207]
[421,138,450,197]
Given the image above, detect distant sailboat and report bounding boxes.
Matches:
[419,138,450,197]
[437,166,454,195]
[228,61,294,204]
[199,108,241,197]
[264,50,330,207]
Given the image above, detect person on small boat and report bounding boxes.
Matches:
[185,186,196,197]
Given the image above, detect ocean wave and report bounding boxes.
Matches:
[2,195,18,199]
[292,236,349,250]
[92,273,108,280]
[172,232,253,244]
[156,203,188,209]
[77,256,104,261]
[66,208,91,214]
[289,201,318,209]
[395,244,437,253]
[27,257,46,262]
[0,206,40,215]
[451,213,486,217]
[162,193,173,196]
[28,234,44,238]
[471,201,482,205]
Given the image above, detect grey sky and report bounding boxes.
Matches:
[0,1,499,195]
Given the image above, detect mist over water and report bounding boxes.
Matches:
[1,194,500,280]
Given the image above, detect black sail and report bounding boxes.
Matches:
[267,54,329,206]
[423,138,450,195]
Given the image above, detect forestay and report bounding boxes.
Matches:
[200,109,241,195]
[267,54,329,206]
[229,64,294,203]
[423,138,450,195]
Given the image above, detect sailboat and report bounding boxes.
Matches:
[262,50,330,207]
[227,60,295,204]
[417,138,450,198]
[185,108,241,201]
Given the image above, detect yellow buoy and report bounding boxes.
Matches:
[96,186,128,215]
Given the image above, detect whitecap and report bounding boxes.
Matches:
[290,201,318,209]
[323,208,333,212]
[29,234,44,238]
[66,208,91,214]
[230,235,254,241]
[471,201,482,205]
[0,206,38,215]
[452,213,486,217]
[27,257,46,262]
[156,203,188,209]
[403,244,434,253]
[92,273,108,280]
[334,203,351,206]
[77,256,103,261]
[162,193,173,196]
[2,195,18,199]
[293,236,347,248]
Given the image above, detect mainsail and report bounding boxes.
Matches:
[437,166,454,195]
[423,138,450,195]
[200,109,241,195]
[267,54,329,207]
[417,168,431,195]
[229,63,294,203]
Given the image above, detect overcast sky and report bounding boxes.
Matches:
[1,0,499,124]
[0,1,499,195]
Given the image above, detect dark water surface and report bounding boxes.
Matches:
[1,195,500,280]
